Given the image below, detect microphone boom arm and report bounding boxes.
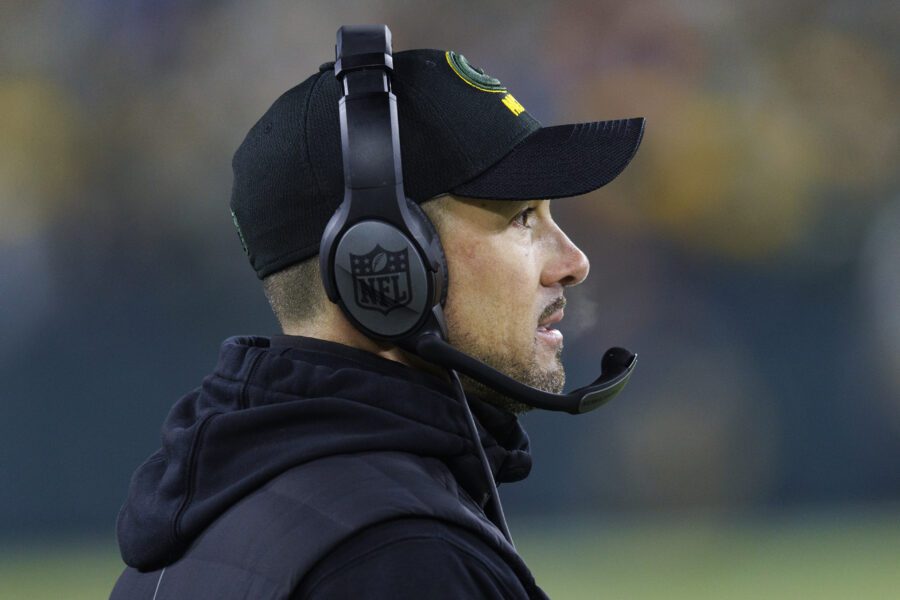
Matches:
[411,333,637,414]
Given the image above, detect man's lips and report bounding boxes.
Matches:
[536,309,564,346]
[537,309,564,330]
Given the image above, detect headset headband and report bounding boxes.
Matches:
[319,25,448,344]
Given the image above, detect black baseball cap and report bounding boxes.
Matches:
[230,48,645,279]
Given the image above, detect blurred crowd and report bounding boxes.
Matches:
[1,0,897,536]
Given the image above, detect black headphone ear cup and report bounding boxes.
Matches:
[405,197,449,308]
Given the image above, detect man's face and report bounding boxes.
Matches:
[433,195,590,414]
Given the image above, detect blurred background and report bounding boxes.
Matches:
[1,0,898,598]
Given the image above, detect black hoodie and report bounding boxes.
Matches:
[111,335,548,599]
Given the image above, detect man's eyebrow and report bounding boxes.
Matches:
[490,199,532,215]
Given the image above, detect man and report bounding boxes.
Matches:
[111,32,643,599]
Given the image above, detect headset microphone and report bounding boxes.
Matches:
[410,329,637,415]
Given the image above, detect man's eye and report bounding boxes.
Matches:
[513,207,536,229]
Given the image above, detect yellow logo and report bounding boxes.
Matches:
[445,51,527,117]
[501,93,526,117]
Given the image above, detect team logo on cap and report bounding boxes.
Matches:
[350,245,412,315]
[446,51,527,116]
[446,51,507,93]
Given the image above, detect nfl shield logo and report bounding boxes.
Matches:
[350,245,413,315]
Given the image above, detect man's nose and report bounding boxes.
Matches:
[542,227,590,288]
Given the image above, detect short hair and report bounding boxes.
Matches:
[262,257,326,329]
[262,195,452,330]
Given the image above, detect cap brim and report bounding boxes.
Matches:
[450,117,645,200]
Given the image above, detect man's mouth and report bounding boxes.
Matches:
[536,309,564,345]
[538,309,564,329]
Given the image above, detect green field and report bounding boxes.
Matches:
[2,509,898,599]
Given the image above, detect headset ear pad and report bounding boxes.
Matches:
[406,197,449,308]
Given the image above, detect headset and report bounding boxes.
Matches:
[319,25,637,545]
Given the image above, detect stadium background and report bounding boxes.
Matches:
[1,0,898,597]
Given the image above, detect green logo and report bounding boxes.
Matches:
[445,51,507,93]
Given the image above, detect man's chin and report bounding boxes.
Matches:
[455,346,565,416]
[456,372,537,416]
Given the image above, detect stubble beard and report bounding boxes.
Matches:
[449,329,566,415]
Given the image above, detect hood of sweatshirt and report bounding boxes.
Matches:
[116,335,532,571]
